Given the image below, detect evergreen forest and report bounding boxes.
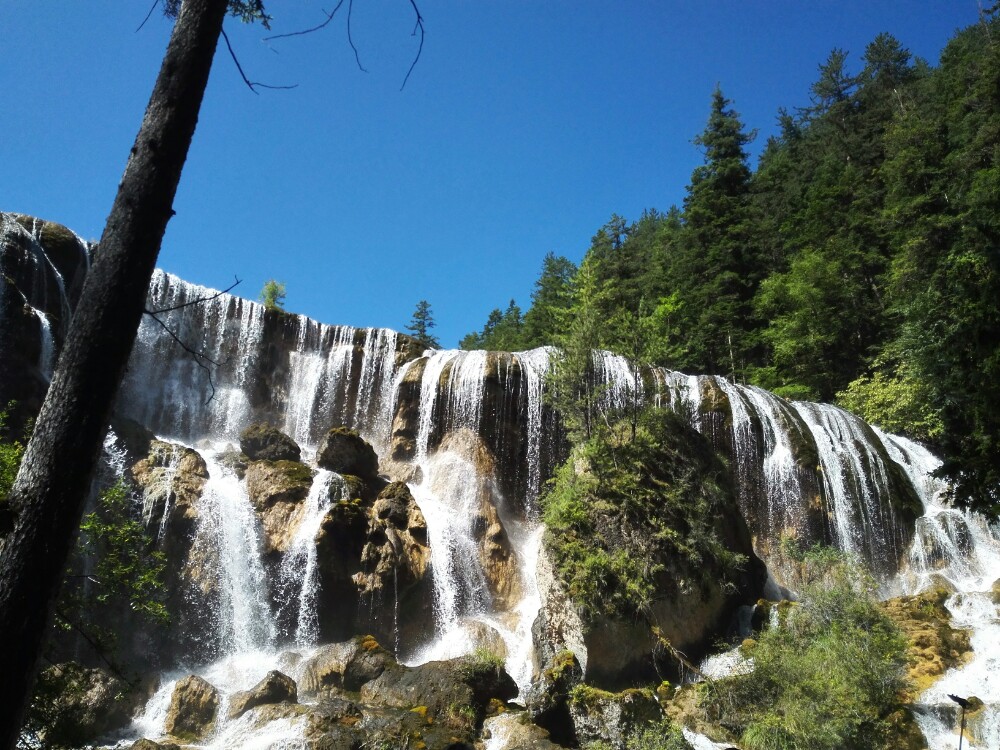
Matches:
[460,18,1000,515]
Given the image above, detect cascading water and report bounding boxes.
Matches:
[193,451,277,656]
[514,346,552,511]
[873,431,1000,749]
[276,470,340,646]
[792,401,905,574]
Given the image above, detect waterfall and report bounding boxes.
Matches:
[276,470,340,646]
[792,401,904,573]
[193,452,277,656]
[873,432,1000,749]
[32,307,55,379]
[514,346,552,511]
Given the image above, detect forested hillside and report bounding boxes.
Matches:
[460,18,1000,514]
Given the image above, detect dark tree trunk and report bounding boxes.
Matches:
[0,1,228,744]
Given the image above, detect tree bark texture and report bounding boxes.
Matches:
[0,1,228,745]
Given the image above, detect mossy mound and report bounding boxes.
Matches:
[239,423,302,462]
[882,587,973,696]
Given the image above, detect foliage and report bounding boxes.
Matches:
[541,408,746,621]
[75,479,169,626]
[258,278,286,310]
[0,402,25,501]
[405,299,440,349]
[459,299,524,350]
[459,17,1000,512]
[709,549,909,750]
[836,360,942,444]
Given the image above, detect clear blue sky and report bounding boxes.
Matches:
[0,1,981,347]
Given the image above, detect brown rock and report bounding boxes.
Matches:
[299,635,395,696]
[164,674,219,740]
[245,459,315,554]
[226,670,297,721]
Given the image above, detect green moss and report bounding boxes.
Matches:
[271,459,315,485]
[541,408,747,621]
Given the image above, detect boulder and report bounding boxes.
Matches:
[227,670,297,720]
[28,663,137,747]
[164,674,219,741]
[359,654,517,727]
[299,635,395,696]
[317,426,379,478]
[882,587,973,696]
[482,712,563,750]
[567,686,662,750]
[244,459,315,554]
[129,741,181,750]
[523,651,583,747]
[239,423,302,462]
[131,440,209,530]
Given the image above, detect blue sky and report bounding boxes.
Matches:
[0,1,981,347]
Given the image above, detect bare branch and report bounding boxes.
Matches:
[262,2,346,42]
[221,27,298,93]
[347,0,368,72]
[146,276,242,315]
[136,0,159,33]
[401,0,425,91]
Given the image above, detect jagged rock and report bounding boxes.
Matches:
[482,712,563,750]
[131,440,209,529]
[239,423,302,462]
[523,650,583,746]
[567,685,662,750]
[317,426,379,478]
[30,663,137,747]
[227,670,298,720]
[245,459,315,554]
[314,498,370,642]
[359,654,517,727]
[299,635,395,696]
[164,675,219,741]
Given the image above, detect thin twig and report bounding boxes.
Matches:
[262,2,346,42]
[146,276,241,314]
[142,313,223,404]
[136,0,159,33]
[347,0,368,72]
[400,0,425,91]
[222,27,298,93]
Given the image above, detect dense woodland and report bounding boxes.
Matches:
[460,17,1000,515]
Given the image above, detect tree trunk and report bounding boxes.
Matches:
[0,1,228,744]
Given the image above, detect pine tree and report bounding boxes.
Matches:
[670,86,757,377]
[406,300,441,350]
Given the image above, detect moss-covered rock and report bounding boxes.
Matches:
[882,587,973,697]
[239,423,302,462]
[299,635,395,696]
[317,426,379,478]
[245,459,315,554]
[541,409,766,687]
[567,685,662,750]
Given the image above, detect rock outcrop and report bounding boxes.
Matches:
[317,426,379,479]
[239,423,302,462]
[226,670,297,721]
[164,675,219,741]
[244,458,314,555]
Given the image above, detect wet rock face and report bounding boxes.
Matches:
[244,459,315,555]
[299,635,394,696]
[164,675,219,741]
[226,670,297,721]
[239,423,302,462]
[317,427,380,478]
[567,686,662,750]
[524,651,584,747]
